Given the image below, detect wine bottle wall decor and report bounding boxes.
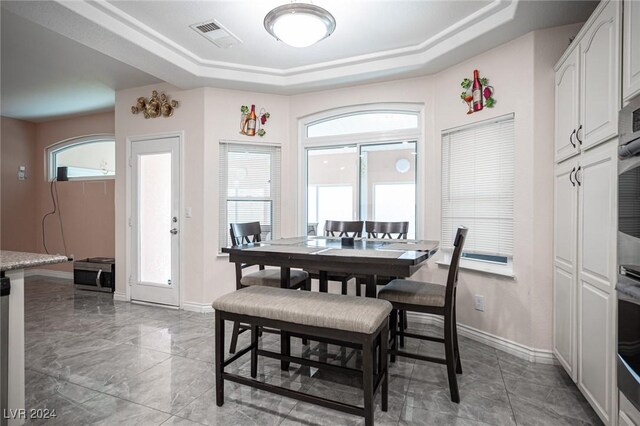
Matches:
[240,105,270,137]
[460,70,495,115]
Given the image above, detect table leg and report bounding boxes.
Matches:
[280,267,291,370]
[365,275,377,298]
[319,271,328,293]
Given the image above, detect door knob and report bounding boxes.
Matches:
[170,228,178,235]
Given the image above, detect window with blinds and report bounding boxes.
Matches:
[219,142,281,250]
[441,115,515,264]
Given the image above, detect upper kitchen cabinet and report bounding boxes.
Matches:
[555,48,580,163]
[579,0,620,151]
[623,0,640,102]
[554,0,621,163]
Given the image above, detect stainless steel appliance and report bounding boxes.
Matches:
[0,275,9,426]
[618,94,640,412]
[74,257,115,293]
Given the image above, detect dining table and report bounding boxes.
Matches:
[222,236,439,298]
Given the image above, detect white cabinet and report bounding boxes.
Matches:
[555,49,580,162]
[553,162,578,377]
[579,0,621,150]
[623,0,640,102]
[553,142,617,425]
[554,0,620,163]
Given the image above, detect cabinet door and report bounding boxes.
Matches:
[553,162,578,378]
[578,281,614,424]
[623,0,640,102]
[555,49,580,163]
[577,142,617,293]
[579,0,621,150]
[577,141,617,424]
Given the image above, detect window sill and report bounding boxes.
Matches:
[436,259,515,279]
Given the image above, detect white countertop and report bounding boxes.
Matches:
[0,250,68,272]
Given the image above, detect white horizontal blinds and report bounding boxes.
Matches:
[441,115,515,256]
[218,143,281,250]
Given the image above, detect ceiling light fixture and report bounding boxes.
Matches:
[264,3,336,48]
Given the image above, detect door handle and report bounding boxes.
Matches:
[569,167,576,187]
[569,129,576,148]
[95,269,102,288]
[576,125,583,145]
[575,166,582,186]
[170,228,178,235]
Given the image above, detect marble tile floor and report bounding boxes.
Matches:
[21,276,601,426]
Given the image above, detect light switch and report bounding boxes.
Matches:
[18,166,26,180]
[185,207,192,218]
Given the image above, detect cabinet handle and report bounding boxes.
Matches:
[575,166,582,186]
[569,129,576,148]
[576,125,583,145]
[569,167,576,187]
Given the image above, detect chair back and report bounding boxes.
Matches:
[324,220,363,237]
[445,227,468,304]
[230,221,262,245]
[365,221,409,239]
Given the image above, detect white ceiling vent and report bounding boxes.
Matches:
[190,19,242,49]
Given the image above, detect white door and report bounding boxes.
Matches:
[130,136,180,306]
[579,0,620,150]
[623,0,640,102]
[553,161,578,378]
[555,48,580,163]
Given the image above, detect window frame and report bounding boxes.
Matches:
[298,103,423,237]
[46,134,116,181]
[218,140,282,252]
[438,113,515,278]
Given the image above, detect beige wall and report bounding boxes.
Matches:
[1,117,38,252]
[113,24,581,351]
[0,112,116,272]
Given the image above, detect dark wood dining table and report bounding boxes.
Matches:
[222,236,439,298]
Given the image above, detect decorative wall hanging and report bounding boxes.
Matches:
[460,69,495,115]
[131,90,179,118]
[240,104,270,137]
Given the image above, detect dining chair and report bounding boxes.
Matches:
[306,220,363,295]
[365,221,409,239]
[228,221,311,353]
[378,226,468,403]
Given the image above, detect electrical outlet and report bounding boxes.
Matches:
[474,295,485,312]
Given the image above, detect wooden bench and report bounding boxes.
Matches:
[213,286,392,426]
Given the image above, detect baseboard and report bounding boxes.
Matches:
[408,312,557,365]
[24,269,73,280]
[182,301,214,314]
[113,292,128,302]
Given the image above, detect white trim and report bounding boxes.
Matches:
[182,301,215,314]
[408,312,558,365]
[113,291,128,302]
[24,269,73,280]
[436,258,515,279]
[45,133,116,181]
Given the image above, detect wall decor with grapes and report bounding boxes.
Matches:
[460,70,496,115]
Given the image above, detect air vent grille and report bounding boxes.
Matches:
[190,19,242,49]
[196,22,220,33]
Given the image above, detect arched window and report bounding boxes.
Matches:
[47,135,115,180]
[300,105,422,238]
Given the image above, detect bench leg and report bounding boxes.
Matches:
[341,278,348,295]
[381,323,389,412]
[399,310,405,348]
[251,325,259,378]
[281,330,290,371]
[302,279,311,346]
[319,271,328,293]
[362,335,374,426]
[215,313,225,407]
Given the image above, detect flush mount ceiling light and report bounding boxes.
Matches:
[264,3,336,48]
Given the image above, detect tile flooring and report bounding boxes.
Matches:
[22,276,601,425]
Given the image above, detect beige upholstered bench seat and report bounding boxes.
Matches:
[240,269,309,287]
[377,279,446,307]
[213,286,392,334]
